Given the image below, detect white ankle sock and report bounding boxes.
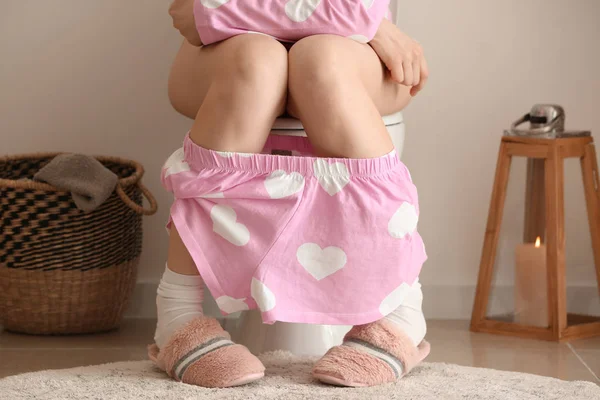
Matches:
[154,264,205,349]
[383,279,427,346]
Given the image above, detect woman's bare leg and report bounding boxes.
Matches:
[166,35,288,276]
[153,35,288,386]
[169,35,288,153]
[288,35,427,387]
[287,35,412,158]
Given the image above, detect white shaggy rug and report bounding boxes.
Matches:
[0,351,598,400]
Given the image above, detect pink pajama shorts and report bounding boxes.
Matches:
[162,135,427,325]
[193,0,391,45]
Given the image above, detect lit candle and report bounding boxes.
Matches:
[515,237,548,327]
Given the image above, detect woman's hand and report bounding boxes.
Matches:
[169,0,203,46]
[369,19,428,96]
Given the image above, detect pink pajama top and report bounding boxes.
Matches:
[194,0,391,45]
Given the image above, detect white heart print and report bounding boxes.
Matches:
[388,202,419,239]
[210,205,250,246]
[200,0,230,9]
[313,159,350,196]
[285,0,322,22]
[163,148,190,178]
[347,34,370,44]
[297,243,347,281]
[246,31,277,40]
[201,192,225,199]
[216,296,249,314]
[251,278,276,312]
[379,282,411,316]
[361,0,375,9]
[264,170,305,199]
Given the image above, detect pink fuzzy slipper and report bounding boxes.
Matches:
[148,317,265,388]
[312,320,430,387]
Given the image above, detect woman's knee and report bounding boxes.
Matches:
[168,35,289,118]
[287,35,412,117]
[220,35,289,92]
[287,36,360,116]
[288,36,355,91]
[213,35,289,117]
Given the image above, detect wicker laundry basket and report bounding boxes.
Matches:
[0,153,157,335]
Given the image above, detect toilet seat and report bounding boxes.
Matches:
[271,112,404,136]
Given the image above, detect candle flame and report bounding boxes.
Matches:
[535,237,541,248]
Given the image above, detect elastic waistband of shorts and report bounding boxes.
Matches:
[183,134,401,177]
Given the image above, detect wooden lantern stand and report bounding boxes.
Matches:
[470,135,600,341]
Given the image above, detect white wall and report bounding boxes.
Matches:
[396,0,600,315]
[1,1,188,284]
[1,1,599,318]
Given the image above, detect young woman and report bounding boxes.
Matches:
[149,0,430,388]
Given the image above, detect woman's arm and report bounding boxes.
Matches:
[369,19,429,96]
[170,0,202,46]
[169,0,428,95]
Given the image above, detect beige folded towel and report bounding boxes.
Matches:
[34,154,119,212]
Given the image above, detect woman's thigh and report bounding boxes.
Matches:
[167,36,288,120]
[286,35,411,158]
[168,40,215,120]
[287,37,412,119]
[169,36,410,122]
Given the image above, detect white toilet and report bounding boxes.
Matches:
[206,111,406,356]
[270,112,405,156]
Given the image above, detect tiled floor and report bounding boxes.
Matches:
[0,320,598,383]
